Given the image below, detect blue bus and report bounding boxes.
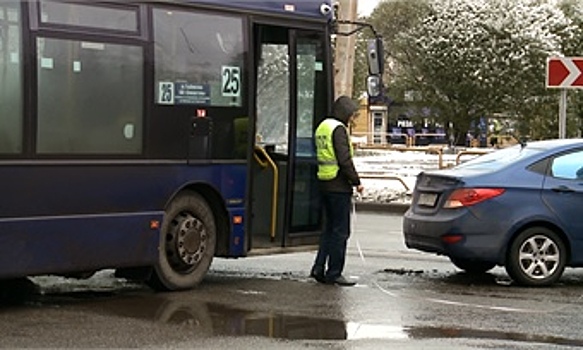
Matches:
[0,0,382,290]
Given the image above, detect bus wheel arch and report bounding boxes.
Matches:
[148,187,228,291]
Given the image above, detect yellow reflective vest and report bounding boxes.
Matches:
[315,118,353,180]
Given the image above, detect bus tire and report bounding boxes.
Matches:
[147,191,216,291]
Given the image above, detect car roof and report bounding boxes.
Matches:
[429,138,583,178]
[523,138,583,151]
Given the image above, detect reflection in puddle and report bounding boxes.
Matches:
[101,298,349,340]
[2,280,583,346]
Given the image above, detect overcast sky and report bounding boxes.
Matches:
[358,0,381,16]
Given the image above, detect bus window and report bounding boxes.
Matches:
[0,0,23,154]
[153,9,244,107]
[39,1,139,33]
[296,40,320,157]
[256,42,290,155]
[36,38,143,154]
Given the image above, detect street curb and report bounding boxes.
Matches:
[355,202,410,214]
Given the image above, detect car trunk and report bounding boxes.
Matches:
[411,172,463,214]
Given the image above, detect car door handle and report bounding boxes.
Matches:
[552,185,575,193]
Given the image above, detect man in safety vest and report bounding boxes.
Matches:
[310,95,364,286]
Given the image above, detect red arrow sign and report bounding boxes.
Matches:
[547,57,583,88]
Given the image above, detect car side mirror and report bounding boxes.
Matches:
[367,75,381,98]
[366,37,384,76]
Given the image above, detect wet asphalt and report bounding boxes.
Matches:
[1,211,583,349]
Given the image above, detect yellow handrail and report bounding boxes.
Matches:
[426,146,444,169]
[359,174,410,192]
[253,146,278,241]
[388,146,446,169]
[456,150,489,165]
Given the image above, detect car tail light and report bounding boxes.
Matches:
[442,234,463,244]
[444,188,505,208]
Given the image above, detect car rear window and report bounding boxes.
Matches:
[456,144,540,171]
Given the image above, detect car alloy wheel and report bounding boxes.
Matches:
[506,227,566,286]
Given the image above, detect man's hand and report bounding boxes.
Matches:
[356,185,364,193]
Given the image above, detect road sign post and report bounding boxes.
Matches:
[559,90,567,139]
[546,57,583,139]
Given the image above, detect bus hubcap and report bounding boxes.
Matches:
[167,212,207,271]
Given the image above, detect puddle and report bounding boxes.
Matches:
[2,279,583,345]
[0,284,347,340]
[95,298,349,340]
[34,291,583,345]
[347,322,408,340]
[0,281,406,341]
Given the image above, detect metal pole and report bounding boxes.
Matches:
[559,89,567,139]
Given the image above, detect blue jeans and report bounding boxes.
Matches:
[313,192,352,280]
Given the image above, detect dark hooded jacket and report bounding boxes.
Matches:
[318,96,362,193]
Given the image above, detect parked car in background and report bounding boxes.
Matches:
[403,139,583,286]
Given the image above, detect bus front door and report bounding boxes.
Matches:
[249,26,329,251]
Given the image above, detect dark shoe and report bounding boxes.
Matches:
[326,276,356,286]
[310,267,326,283]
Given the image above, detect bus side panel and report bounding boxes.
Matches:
[0,163,246,278]
[0,213,162,278]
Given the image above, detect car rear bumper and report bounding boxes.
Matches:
[402,208,507,263]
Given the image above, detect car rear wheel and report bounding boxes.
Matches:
[506,227,566,286]
[450,257,496,274]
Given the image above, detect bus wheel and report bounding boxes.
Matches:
[148,192,216,291]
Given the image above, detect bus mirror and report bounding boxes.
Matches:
[367,75,381,98]
[367,38,384,75]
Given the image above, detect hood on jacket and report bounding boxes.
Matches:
[332,95,359,125]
